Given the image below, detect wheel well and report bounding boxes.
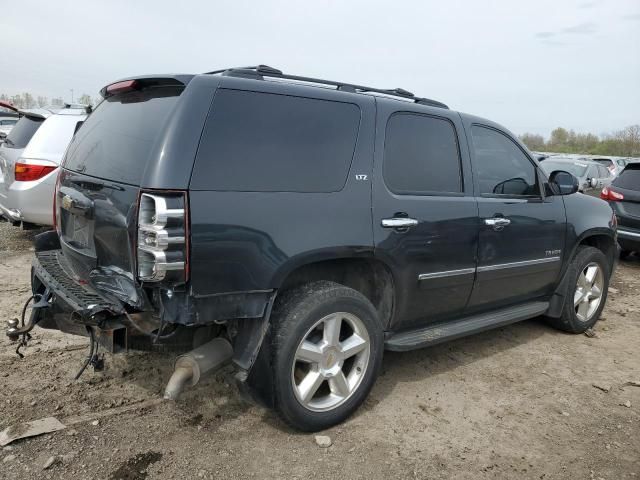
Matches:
[579,234,616,270]
[278,258,395,328]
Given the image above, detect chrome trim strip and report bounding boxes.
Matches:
[418,268,476,281]
[477,256,561,272]
[617,228,640,239]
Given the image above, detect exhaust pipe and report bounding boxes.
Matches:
[163,338,233,400]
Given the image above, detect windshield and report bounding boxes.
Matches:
[540,161,588,177]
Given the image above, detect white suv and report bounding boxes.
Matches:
[0,105,87,226]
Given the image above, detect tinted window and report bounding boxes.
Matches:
[613,167,640,191]
[64,86,182,184]
[1,119,17,125]
[472,126,538,196]
[5,115,44,148]
[383,113,461,194]
[191,89,360,192]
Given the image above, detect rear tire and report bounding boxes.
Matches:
[271,281,383,432]
[546,246,610,333]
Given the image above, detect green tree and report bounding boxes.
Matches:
[519,133,546,151]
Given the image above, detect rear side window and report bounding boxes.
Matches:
[383,113,462,195]
[64,86,182,185]
[5,115,44,148]
[471,126,539,196]
[191,89,360,192]
[613,167,640,191]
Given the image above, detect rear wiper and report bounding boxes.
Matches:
[3,137,14,147]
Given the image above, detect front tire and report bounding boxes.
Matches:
[546,246,610,333]
[271,281,383,431]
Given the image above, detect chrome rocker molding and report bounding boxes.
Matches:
[477,256,561,272]
[418,257,561,280]
[418,268,475,281]
[617,228,640,239]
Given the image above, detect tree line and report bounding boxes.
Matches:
[520,125,640,157]
[0,92,98,109]
[2,91,638,158]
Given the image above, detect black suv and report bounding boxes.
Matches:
[601,163,640,257]
[8,66,617,431]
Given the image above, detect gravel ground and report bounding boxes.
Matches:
[0,221,638,479]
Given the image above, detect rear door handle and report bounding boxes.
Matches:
[381,217,419,229]
[484,217,511,229]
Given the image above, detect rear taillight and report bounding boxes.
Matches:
[600,186,624,201]
[15,162,57,182]
[136,192,188,283]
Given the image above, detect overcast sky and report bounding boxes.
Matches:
[2,0,639,137]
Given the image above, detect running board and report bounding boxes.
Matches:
[385,301,549,352]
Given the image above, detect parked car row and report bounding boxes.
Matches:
[539,157,612,197]
[5,66,622,431]
[0,104,87,227]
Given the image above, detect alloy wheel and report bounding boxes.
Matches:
[291,312,371,412]
[574,262,604,322]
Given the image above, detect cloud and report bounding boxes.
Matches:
[578,1,597,8]
[622,13,640,21]
[561,22,597,34]
[536,21,598,42]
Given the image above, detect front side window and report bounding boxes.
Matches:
[383,113,462,195]
[471,126,539,196]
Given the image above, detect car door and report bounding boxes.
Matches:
[373,103,478,330]
[463,122,566,312]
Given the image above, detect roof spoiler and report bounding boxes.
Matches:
[17,108,56,119]
[0,101,19,113]
[99,75,194,98]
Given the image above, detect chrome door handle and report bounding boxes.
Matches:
[484,217,511,228]
[381,217,419,228]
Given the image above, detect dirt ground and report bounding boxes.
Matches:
[0,222,638,480]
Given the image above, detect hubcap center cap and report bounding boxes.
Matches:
[320,347,341,375]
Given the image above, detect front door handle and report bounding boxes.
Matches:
[484,217,511,230]
[381,217,419,229]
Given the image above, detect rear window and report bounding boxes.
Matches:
[613,167,640,191]
[64,86,182,184]
[22,114,86,162]
[191,89,360,192]
[5,115,44,148]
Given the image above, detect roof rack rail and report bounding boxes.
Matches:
[204,65,449,109]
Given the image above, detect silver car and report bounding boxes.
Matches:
[540,157,612,197]
[0,106,87,226]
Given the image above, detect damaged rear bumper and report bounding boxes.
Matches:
[26,250,130,352]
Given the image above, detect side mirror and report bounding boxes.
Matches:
[590,177,598,188]
[549,170,579,195]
